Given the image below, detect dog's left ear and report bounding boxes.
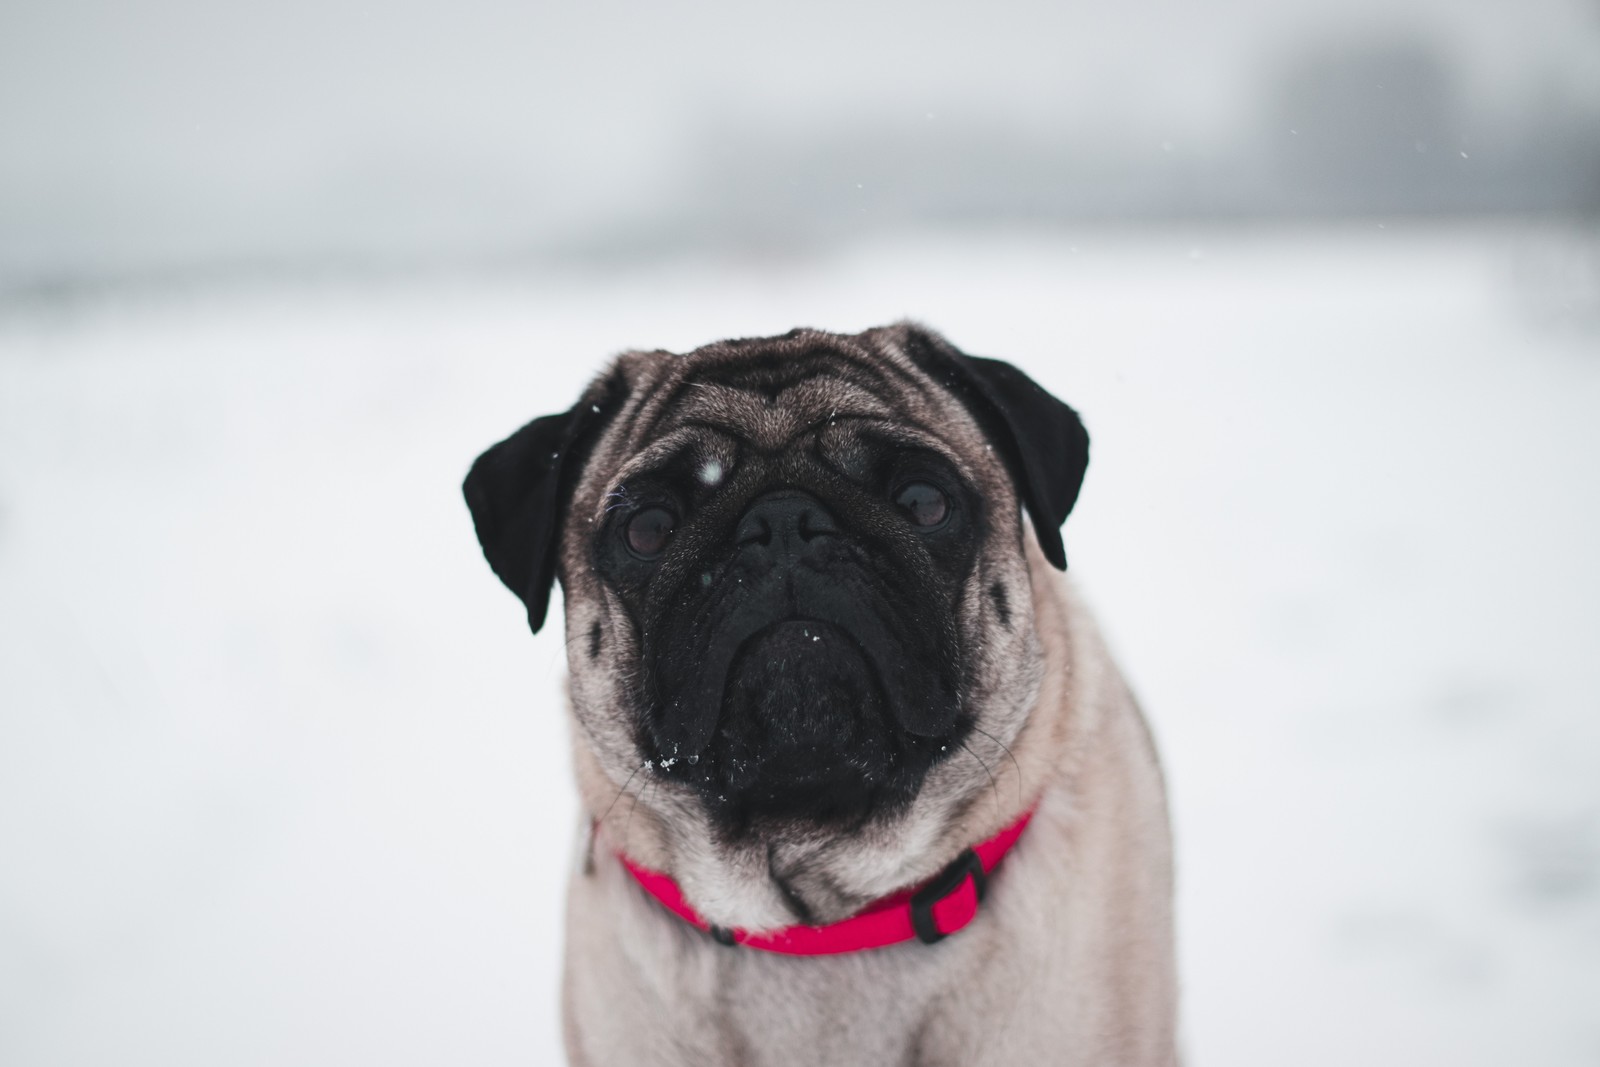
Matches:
[895,325,1089,570]
[463,372,624,633]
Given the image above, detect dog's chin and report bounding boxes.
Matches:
[667,619,941,829]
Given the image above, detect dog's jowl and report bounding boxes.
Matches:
[464,324,1177,1066]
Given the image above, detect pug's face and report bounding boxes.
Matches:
[466,324,1088,845]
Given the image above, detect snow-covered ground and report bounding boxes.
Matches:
[2,222,1597,1065]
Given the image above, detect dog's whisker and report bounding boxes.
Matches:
[969,723,1024,808]
[598,761,646,829]
[958,738,1001,812]
[602,486,636,514]
[626,771,663,860]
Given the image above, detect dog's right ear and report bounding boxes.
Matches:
[463,372,624,633]
[892,324,1089,572]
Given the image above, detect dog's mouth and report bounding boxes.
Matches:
[724,621,878,739]
[713,619,896,806]
[644,613,958,828]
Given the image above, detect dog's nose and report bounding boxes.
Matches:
[735,491,841,561]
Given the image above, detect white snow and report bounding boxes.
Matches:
[1,221,1597,1065]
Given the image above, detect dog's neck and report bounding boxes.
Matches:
[577,744,990,929]
[613,804,1036,952]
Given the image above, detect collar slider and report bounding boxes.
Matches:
[909,847,987,944]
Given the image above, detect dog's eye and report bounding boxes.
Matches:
[625,507,677,559]
[893,482,949,529]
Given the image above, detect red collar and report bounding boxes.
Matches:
[616,807,1035,955]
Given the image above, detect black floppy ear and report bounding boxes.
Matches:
[462,374,623,633]
[898,327,1089,570]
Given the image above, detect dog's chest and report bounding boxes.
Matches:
[701,943,955,1067]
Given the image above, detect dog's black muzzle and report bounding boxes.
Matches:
[644,489,962,824]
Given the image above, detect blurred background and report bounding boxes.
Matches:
[3,1,1599,1064]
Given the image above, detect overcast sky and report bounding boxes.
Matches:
[2,0,1597,282]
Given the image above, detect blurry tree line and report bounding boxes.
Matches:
[593,34,1600,255]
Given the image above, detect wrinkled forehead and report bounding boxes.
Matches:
[610,337,975,481]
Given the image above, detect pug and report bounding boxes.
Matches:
[463,323,1177,1066]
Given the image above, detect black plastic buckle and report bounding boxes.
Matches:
[909,848,987,945]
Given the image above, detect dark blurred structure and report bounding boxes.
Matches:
[648,34,1600,252]
[1269,37,1600,216]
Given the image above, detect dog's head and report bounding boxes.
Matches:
[465,324,1087,877]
